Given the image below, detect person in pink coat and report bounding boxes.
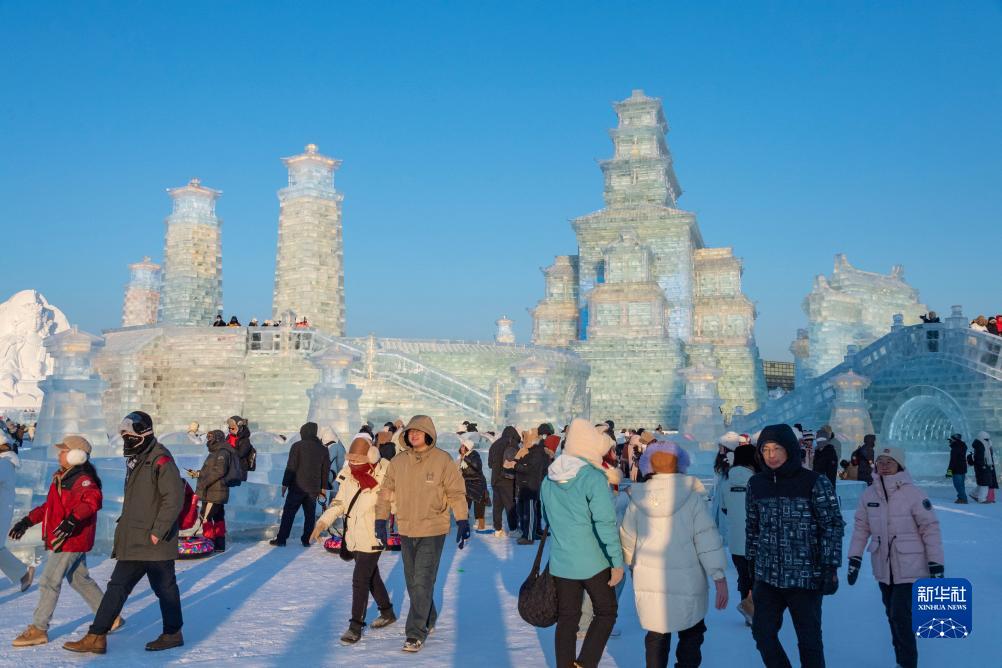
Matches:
[846,446,944,668]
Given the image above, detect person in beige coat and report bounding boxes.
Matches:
[374,415,468,653]
[311,436,396,644]
[620,439,728,668]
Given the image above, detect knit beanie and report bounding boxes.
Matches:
[876,446,905,469]
[565,418,620,484]
[639,439,692,476]
[718,431,741,450]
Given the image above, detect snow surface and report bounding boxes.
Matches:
[0,479,999,667]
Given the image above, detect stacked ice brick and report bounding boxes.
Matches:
[121,256,161,327]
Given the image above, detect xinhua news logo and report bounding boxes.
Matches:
[912,578,972,639]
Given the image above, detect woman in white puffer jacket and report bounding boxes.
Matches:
[620,439,728,668]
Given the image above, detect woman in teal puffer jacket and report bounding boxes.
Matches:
[541,418,624,668]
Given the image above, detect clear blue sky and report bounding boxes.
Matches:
[2,1,1000,360]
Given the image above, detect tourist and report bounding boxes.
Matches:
[847,446,944,668]
[488,426,521,537]
[248,317,259,326]
[310,436,396,643]
[621,439,728,668]
[227,316,241,327]
[812,431,839,486]
[226,416,255,479]
[187,429,235,552]
[970,315,988,332]
[850,434,876,485]
[11,436,123,647]
[514,428,548,545]
[319,425,347,497]
[970,431,997,503]
[374,415,469,653]
[212,314,225,327]
[185,421,204,445]
[711,431,740,531]
[457,435,488,533]
[0,431,34,593]
[746,424,844,668]
[799,429,815,468]
[376,430,396,461]
[947,433,969,503]
[987,316,1000,336]
[64,411,185,654]
[540,418,623,668]
[270,422,330,547]
[719,441,759,626]
[816,425,841,462]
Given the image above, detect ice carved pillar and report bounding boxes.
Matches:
[678,364,725,450]
[505,357,556,429]
[828,371,873,449]
[307,347,362,440]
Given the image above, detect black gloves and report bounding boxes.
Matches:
[8,516,32,540]
[929,562,945,578]
[821,567,839,595]
[456,520,470,550]
[53,516,79,541]
[847,556,862,585]
[375,520,388,548]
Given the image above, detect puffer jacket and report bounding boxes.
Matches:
[488,426,520,484]
[848,470,944,585]
[719,465,754,556]
[458,449,486,501]
[375,415,469,537]
[317,459,389,553]
[620,473,727,634]
[196,437,235,504]
[27,465,103,552]
[113,439,184,561]
[282,423,331,496]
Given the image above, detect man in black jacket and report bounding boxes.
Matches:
[271,422,330,547]
[64,411,185,655]
[487,426,520,536]
[514,435,549,545]
[746,424,844,668]
[948,433,969,503]
[812,434,838,486]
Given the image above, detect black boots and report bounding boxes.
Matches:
[213,536,225,553]
[340,621,364,644]
[145,632,184,651]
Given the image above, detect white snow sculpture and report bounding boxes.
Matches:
[0,289,71,411]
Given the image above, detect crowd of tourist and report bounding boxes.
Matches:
[211,314,312,328]
[1,408,996,667]
[970,314,1002,335]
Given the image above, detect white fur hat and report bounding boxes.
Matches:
[718,431,741,450]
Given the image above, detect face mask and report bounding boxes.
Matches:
[122,433,147,456]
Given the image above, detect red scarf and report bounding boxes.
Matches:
[349,462,378,490]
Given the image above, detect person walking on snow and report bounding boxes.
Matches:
[846,446,944,668]
[374,415,469,653]
[621,439,729,668]
[10,436,124,647]
[64,411,185,654]
[310,436,397,644]
[457,435,488,532]
[746,424,844,668]
[540,418,624,668]
[970,432,998,503]
[271,422,330,547]
[487,426,521,536]
[186,429,236,552]
[0,432,34,593]
[947,433,969,503]
[719,442,759,627]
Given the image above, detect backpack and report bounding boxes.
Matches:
[222,448,244,487]
[240,442,257,476]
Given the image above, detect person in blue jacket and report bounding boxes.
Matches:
[541,418,624,668]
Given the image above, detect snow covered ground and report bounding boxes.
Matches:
[1,478,999,667]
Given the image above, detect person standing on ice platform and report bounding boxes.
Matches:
[745,423,844,668]
[374,415,469,654]
[64,411,185,654]
[847,446,944,668]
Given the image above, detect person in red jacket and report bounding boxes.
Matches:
[8,436,123,647]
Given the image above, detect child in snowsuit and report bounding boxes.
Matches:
[10,436,122,646]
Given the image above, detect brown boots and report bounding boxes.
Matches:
[476,517,486,531]
[12,625,48,647]
[63,633,107,654]
[145,632,184,651]
[737,595,755,627]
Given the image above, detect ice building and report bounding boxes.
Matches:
[531,90,767,428]
[272,144,345,334]
[121,256,161,327]
[159,178,223,326]
[792,254,927,380]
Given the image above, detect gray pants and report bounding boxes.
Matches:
[32,551,104,631]
[400,534,446,642]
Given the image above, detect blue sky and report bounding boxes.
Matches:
[1,1,1000,359]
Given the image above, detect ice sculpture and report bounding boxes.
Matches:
[307,346,362,440]
[495,316,515,344]
[160,178,223,325]
[795,254,927,380]
[121,256,161,327]
[505,356,558,429]
[0,289,71,412]
[677,364,726,450]
[272,144,345,334]
[532,89,768,426]
[33,327,111,455]
[828,371,874,452]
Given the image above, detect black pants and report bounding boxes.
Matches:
[492,480,517,532]
[751,580,824,668]
[276,488,317,543]
[90,560,182,635]
[732,554,752,599]
[879,581,917,668]
[518,487,541,539]
[554,569,618,668]
[645,620,707,668]
[351,551,392,626]
[467,496,486,521]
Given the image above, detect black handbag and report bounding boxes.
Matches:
[337,489,363,562]
[518,528,558,627]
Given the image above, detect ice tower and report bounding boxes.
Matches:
[272,144,345,334]
[160,178,223,325]
[121,256,161,327]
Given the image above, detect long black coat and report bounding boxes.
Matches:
[948,439,968,475]
[514,443,550,492]
[459,449,487,501]
[971,439,998,487]
[282,423,331,496]
[812,442,838,486]
[488,426,520,484]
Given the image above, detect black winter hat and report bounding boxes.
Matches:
[538,423,555,437]
[732,443,758,469]
[756,424,799,459]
